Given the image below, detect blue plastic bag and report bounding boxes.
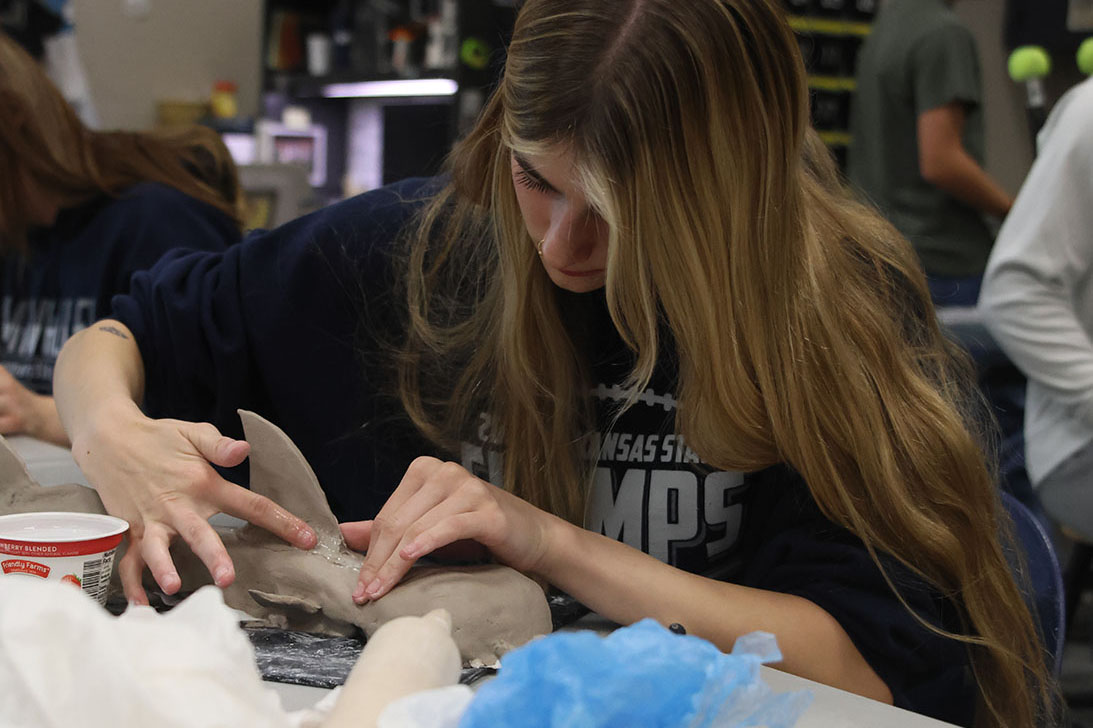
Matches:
[458,619,811,728]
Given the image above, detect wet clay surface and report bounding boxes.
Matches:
[0,412,552,665]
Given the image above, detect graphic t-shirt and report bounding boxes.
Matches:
[460,395,748,578]
[575,289,747,577]
[584,384,747,576]
[454,287,975,725]
[459,288,750,577]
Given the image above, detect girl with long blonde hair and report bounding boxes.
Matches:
[54,2,1054,726]
[0,31,241,445]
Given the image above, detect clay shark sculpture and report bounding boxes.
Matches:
[0,410,553,665]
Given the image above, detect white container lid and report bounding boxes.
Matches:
[0,512,129,543]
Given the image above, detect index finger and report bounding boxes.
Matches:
[368,457,438,533]
[355,459,439,588]
[215,480,317,549]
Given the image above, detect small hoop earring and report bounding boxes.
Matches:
[536,239,545,257]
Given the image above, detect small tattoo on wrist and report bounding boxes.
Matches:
[97,326,130,340]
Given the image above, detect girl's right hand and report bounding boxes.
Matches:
[70,404,317,605]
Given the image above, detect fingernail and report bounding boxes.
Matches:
[299,528,317,548]
[163,573,180,593]
[352,583,366,603]
[365,578,383,598]
[214,567,231,585]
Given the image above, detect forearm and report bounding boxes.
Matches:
[981,266,1093,425]
[537,520,893,704]
[926,149,1012,219]
[27,395,69,447]
[53,320,147,445]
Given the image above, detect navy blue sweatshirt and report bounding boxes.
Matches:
[1,182,238,393]
[112,178,975,725]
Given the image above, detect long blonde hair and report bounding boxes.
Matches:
[0,31,242,250]
[398,1,1055,724]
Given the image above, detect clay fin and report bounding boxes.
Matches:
[0,434,42,499]
[237,410,344,549]
[248,589,322,615]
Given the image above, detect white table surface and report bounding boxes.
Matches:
[272,681,331,713]
[7,434,89,487]
[266,665,957,727]
[5,437,957,727]
[760,668,956,727]
[267,616,958,728]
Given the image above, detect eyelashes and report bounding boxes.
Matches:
[515,168,552,194]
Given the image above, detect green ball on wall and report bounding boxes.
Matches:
[461,38,491,71]
[1077,38,1093,76]
[1007,45,1051,82]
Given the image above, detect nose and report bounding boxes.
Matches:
[541,199,604,265]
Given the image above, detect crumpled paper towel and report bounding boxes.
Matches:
[0,579,293,728]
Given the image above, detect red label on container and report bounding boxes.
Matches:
[2,559,51,578]
[0,533,124,558]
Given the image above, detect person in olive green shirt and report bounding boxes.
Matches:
[848,0,1013,306]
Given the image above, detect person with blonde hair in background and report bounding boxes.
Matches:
[54,2,1054,725]
[0,31,242,446]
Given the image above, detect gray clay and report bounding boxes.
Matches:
[0,411,552,665]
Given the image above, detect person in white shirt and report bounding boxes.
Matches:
[979,76,1093,542]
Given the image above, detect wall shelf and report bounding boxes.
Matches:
[808,75,857,92]
[818,131,853,147]
[259,1,517,199]
[784,1,877,169]
[787,15,872,37]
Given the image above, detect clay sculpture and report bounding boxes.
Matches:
[0,411,553,665]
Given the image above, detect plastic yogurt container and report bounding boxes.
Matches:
[0,512,128,604]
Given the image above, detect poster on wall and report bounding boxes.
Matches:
[1071,0,1093,31]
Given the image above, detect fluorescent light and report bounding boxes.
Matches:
[321,78,459,98]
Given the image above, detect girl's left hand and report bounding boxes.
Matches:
[341,456,558,604]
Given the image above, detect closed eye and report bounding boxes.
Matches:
[515,168,552,194]
[513,154,559,195]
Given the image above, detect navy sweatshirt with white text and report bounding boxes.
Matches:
[2,182,237,392]
[112,178,975,725]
